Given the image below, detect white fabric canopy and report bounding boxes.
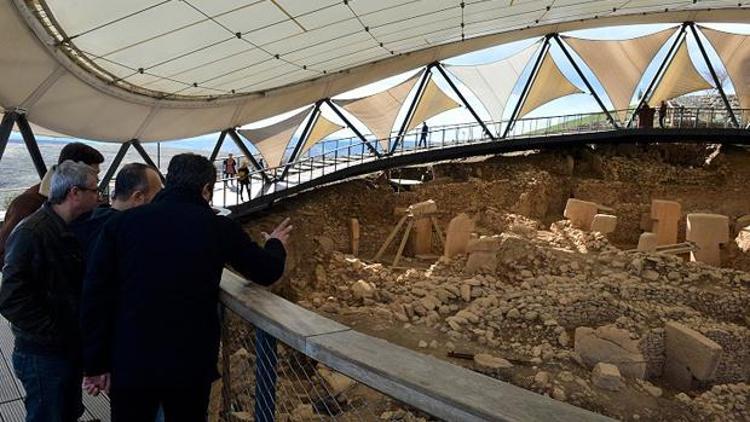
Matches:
[519,53,582,117]
[648,41,713,107]
[564,28,675,119]
[238,107,312,168]
[301,114,345,155]
[445,43,538,122]
[701,27,750,120]
[405,79,461,132]
[333,71,423,150]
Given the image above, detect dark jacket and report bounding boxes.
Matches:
[71,206,119,259]
[0,184,45,268]
[0,203,85,358]
[81,187,286,388]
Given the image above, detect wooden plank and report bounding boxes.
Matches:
[393,219,414,266]
[219,270,350,351]
[306,330,613,422]
[373,214,408,261]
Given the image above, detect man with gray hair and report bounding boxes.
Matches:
[0,160,100,421]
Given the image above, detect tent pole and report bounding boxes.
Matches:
[0,111,18,164]
[209,130,227,162]
[98,141,130,191]
[390,67,433,154]
[130,139,165,182]
[324,99,381,157]
[502,37,550,139]
[553,34,619,129]
[688,23,739,128]
[433,63,496,140]
[626,24,687,128]
[16,114,47,179]
[278,101,322,182]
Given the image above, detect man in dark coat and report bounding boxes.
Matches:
[0,161,101,421]
[80,153,291,421]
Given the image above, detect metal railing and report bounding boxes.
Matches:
[217,269,612,421]
[211,107,749,208]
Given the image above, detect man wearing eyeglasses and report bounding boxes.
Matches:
[0,160,100,421]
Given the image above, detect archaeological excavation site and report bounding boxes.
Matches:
[234,143,750,422]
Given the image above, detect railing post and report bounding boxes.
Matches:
[254,329,278,422]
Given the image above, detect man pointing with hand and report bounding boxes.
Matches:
[80,153,291,421]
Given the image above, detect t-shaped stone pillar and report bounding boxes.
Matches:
[686,213,729,266]
[563,199,598,230]
[651,200,681,245]
[443,213,474,258]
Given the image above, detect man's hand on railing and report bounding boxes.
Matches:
[262,217,293,248]
[82,373,110,396]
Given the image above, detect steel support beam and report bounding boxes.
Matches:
[433,63,496,140]
[228,129,272,184]
[502,38,550,139]
[98,142,130,191]
[390,67,433,154]
[209,130,227,162]
[626,24,687,128]
[323,99,381,156]
[16,114,47,179]
[553,34,620,129]
[688,23,739,128]
[278,101,321,182]
[0,111,18,164]
[130,139,165,182]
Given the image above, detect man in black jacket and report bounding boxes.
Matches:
[81,153,291,421]
[0,160,100,421]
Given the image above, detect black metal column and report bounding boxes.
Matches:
[502,38,550,139]
[626,25,687,127]
[16,114,47,179]
[130,139,165,182]
[0,111,18,164]
[390,67,433,154]
[433,63,496,140]
[688,23,739,128]
[324,99,381,156]
[209,130,227,162]
[553,34,619,129]
[98,142,130,191]
[228,129,272,184]
[278,101,321,182]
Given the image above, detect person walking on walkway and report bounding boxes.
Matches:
[222,153,237,186]
[81,153,291,421]
[0,161,100,421]
[236,158,251,201]
[0,142,103,269]
[418,122,429,148]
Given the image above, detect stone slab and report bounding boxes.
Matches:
[637,232,657,251]
[564,199,598,230]
[574,325,646,379]
[651,200,681,245]
[664,321,723,381]
[686,213,729,266]
[444,213,474,258]
[591,214,617,234]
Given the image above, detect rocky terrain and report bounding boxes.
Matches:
[233,143,750,421]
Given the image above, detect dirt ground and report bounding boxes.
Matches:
[238,143,750,421]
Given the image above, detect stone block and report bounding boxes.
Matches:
[410,218,433,255]
[574,325,646,379]
[637,232,658,251]
[563,199,598,230]
[686,213,729,266]
[408,200,437,218]
[466,236,501,253]
[444,213,474,258]
[651,200,681,245]
[664,321,723,381]
[591,214,617,234]
[465,251,498,274]
[592,362,625,391]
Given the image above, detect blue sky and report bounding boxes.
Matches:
[11,22,750,154]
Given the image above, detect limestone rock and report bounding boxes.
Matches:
[317,364,356,396]
[574,325,646,379]
[474,353,513,369]
[664,321,723,382]
[351,280,375,300]
[591,362,625,391]
[444,213,474,258]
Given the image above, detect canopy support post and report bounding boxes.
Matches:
[433,63,496,140]
[210,130,228,162]
[502,37,550,139]
[98,142,130,191]
[278,101,322,182]
[130,139,165,182]
[688,22,739,128]
[0,111,18,165]
[16,114,47,179]
[553,34,619,129]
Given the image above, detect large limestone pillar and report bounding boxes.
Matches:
[686,213,729,266]
[564,199,598,230]
[443,213,474,258]
[651,200,681,245]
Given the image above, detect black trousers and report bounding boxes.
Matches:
[110,381,212,422]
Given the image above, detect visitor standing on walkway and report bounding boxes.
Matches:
[81,153,291,421]
[0,142,104,269]
[223,153,237,186]
[659,100,668,128]
[236,157,251,201]
[0,161,100,421]
[419,122,429,148]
